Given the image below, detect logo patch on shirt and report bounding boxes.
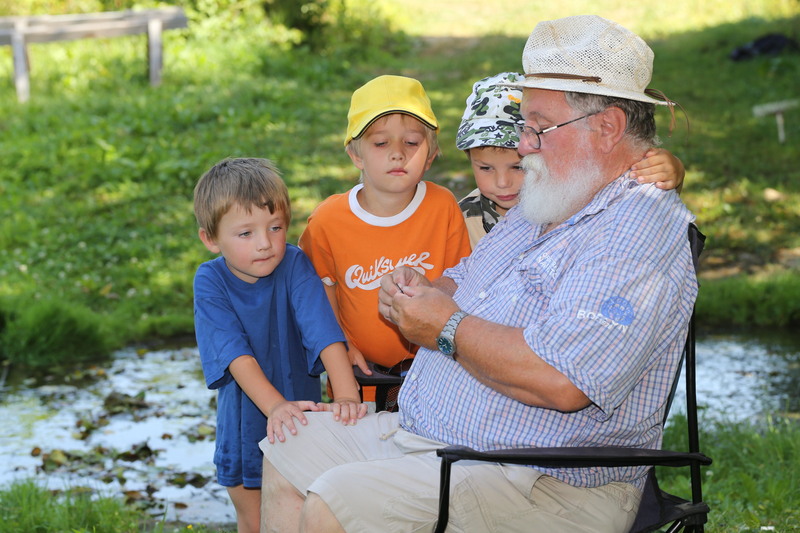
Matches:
[577,296,634,332]
[600,296,635,326]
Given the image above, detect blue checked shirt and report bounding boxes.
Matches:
[398,174,698,490]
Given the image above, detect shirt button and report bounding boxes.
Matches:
[410,372,417,381]
[478,291,487,299]
[406,418,415,428]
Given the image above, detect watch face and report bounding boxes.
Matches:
[437,337,455,356]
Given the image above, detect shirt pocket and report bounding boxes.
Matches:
[495,266,552,327]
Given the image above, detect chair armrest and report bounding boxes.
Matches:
[352,362,404,387]
[436,445,712,468]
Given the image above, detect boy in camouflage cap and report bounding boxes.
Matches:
[456,72,686,248]
[456,72,527,247]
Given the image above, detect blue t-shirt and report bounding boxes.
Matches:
[193,244,345,487]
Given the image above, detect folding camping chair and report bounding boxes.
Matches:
[353,361,406,412]
[433,223,711,533]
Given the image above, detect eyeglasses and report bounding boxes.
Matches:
[514,112,600,150]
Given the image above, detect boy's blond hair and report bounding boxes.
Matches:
[193,157,291,239]
[345,115,440,160]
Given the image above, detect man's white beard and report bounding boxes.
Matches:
[519,146,604,227]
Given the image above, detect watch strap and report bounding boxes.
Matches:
[438,310,469,355]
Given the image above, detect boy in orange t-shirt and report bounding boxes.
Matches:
[299,75,471,405]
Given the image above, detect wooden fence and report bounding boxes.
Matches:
[1,7,188,102]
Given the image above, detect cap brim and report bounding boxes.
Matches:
[455,120,519,150]
[346,110,439,146]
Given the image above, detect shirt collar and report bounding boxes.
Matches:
[565,172,636,226]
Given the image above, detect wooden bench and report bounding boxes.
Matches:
[0,7,188,102]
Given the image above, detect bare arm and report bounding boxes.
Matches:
[323,283,340,322]
[630,148,685,193]
[229,355,292,416]
[319,342,368,424]
[431,275,458,296]
[228,355,320,443]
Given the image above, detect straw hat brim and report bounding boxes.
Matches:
[501,78,668,106]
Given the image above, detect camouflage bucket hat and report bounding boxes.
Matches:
[456,72,524,151]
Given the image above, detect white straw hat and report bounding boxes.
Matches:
[507,15,668,106]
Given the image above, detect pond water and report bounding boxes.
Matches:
[0,347,236,526]
[0,331,798,526]
[679,329,800,422]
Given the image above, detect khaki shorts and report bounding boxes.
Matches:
[260,412,641,533]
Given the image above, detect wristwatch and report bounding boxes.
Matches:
[436,310,469,356]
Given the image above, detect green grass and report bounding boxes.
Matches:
[392,0,798,39]
[0,480,152,533]
[0,479,235,532]
[660,414,800,531]
[698,270,800,327]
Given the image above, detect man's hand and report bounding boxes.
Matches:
[378,266,431,324]
[382,283,460,350]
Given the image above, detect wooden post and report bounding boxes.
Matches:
[147,17,163,86]
[752,99,799,144]
[775,112,786,144]
[11,21,29,103]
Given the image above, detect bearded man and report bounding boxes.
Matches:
[260,15,698,533]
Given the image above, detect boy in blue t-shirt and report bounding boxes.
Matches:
[192,157,367,533]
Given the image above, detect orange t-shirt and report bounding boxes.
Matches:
[299,181,471,371]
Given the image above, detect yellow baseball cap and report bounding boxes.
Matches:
[344,75,439,146]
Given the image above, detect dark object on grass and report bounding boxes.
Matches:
[730,33,799,61]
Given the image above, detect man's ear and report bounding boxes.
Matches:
[596,107,627,153]
[198,227,221,254]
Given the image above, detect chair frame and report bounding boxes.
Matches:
[433,224,710,533]
[352,362,404,412]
